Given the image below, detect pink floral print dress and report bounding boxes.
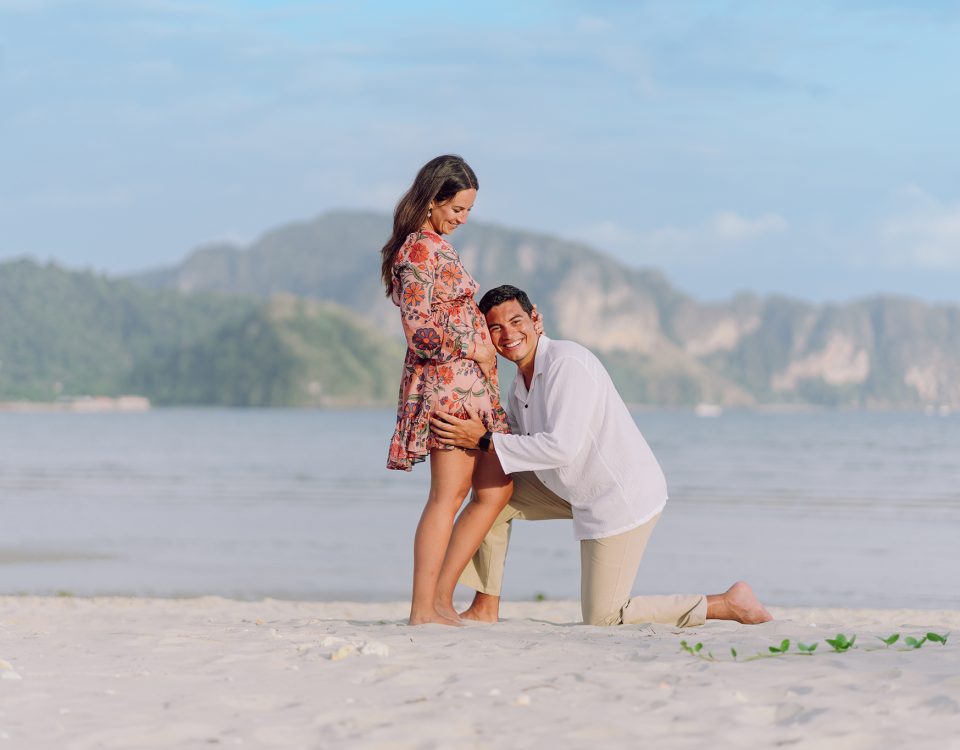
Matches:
[387,229,509,471]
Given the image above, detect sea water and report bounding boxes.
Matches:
[1,408,958,609]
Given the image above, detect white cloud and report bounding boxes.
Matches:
[570,211,788,267]
[0,0,62,10]
[711,211,788,241]
[878,187,960,268]
[575,15,613,34]
[575,220,641,249]
[644,211,788,250]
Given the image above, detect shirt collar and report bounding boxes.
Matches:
[512,334,550,402]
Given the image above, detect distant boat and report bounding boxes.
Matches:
[694,403,722,418]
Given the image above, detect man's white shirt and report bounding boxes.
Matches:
[491,335,668,541]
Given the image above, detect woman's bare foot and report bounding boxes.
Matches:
[408,609,463,627]
[434,602,463,623]
[706,581,773,624]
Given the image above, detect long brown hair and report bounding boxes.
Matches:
[380,154,478,296]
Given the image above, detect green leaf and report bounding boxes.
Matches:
[905,636,926,649]
[825,634,854,652]
[798,642,818,653]
[730,647,738,660]
[694,643,703,653]
[926,632,948,645]
[878,633,900,646]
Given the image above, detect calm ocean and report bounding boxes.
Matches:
[1,408,958,609]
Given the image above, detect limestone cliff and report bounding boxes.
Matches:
[131,211,960,408]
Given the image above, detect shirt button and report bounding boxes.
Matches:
[526,432,530,435]
[524,405,528,408]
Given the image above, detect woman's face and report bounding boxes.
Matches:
[426,188,476,235]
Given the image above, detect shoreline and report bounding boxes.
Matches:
[1,401,957,414]
[0,396,150,413]
[2,597,958,748]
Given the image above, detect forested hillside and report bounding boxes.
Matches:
[0,260,403,406]
[132,211,960,408]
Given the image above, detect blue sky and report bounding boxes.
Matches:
[2,0,959,302]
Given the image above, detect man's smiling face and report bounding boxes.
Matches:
[484,299,539,369]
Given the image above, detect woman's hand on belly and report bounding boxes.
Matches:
[471,339,497,380]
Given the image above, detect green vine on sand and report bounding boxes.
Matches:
[680,631,949,662]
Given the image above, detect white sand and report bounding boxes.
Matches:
[1,598,958,749]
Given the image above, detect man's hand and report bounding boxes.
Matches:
[430,405,488,450]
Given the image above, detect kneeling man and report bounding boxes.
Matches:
[431,285,772,627]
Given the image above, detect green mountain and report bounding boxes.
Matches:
[0,259,403,406]
[6,210,960,408]
[132,210,960,407]
[128,296,405,407]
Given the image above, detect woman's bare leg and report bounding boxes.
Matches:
[435,452,513,619]
[409,448,477,625]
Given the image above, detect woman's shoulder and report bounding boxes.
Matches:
[397,229,449,264]
[409,228,450,248]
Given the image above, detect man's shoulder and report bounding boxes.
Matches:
[539,338,609,385]
[543,337,600,366]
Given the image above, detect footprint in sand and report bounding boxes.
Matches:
[921,695,959,716]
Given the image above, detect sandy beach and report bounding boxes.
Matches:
[2,597,958,749]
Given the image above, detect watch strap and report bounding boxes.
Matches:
[478,430,493,452]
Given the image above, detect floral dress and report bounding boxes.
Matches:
[387,229,509,471]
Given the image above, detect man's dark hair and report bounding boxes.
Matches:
[478,285,534,315]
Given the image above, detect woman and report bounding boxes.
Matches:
[382,155,513,626]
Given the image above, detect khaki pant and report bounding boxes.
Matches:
[459,471,708,627]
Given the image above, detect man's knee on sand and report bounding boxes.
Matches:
[583,595,709,628]
[581,602,623,627]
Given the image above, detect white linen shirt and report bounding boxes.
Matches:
[491,336,668,540]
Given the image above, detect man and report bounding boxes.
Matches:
[430,285,772,627]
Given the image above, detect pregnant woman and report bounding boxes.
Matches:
[381,155,513,626]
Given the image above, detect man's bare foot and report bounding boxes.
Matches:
[459,591,499,622]
[459,605,498,623]
[408,609,463,627]
[706,581,773,624]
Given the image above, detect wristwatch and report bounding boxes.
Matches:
[477,430,493,453]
